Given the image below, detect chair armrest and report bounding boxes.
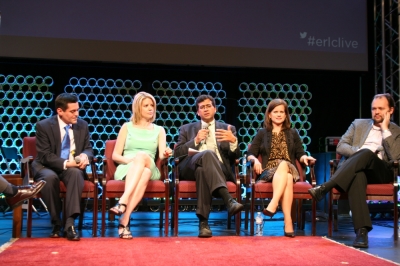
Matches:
[101,157,110,187]
[308,161,316,187]
[392,160,399,185]
[89,157,98,184]
[20,156,34,185]
[173,158,180,184]
[247,159,256,186]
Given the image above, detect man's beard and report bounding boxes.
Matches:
[373,116,383,124]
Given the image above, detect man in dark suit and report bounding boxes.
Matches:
[32,93,93,241]
[175,95,243,238]
[308,93,400,248]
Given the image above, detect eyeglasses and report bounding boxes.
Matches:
[199,104,213,110]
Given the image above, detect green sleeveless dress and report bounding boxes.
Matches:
[114,122,161,181]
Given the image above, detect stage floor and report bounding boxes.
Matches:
[0,209,399,263]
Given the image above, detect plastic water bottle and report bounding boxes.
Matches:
[255,211,263,236]
[241,156,247,175]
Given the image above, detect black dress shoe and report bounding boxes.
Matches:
[263,208,277,218]
[50,224,62,238]
[353,228,368,248]
[198,221,212,238]
[6,180,46,210]
[227,199,244,216]
[64,226,80,241]
[283,226,295,238]
[308,185,327,202]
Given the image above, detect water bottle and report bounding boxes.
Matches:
[255,211,263,236]
[241,156,247,175]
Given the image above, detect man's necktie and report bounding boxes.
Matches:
[61,125,71,160]
[206,126,216,152]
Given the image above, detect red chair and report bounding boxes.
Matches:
[245,144,317,236]
[172,149,242,236]
[328,156,399,240]
[100,139,169,237]
[22,136,99,237]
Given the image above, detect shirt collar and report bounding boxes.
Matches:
[57,116,71,129]
[201,119,215,128]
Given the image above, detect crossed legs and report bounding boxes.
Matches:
[112,152,152,238]
[265,161,294,233]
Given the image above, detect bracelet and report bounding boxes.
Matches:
[382,129,389,133]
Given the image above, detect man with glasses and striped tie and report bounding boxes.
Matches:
[175,95,243,238]
[32,93,93,241]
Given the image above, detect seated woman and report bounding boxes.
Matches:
[109,92,172,239]
[247,99,315,237]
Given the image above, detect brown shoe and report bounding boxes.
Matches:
[5,180,46,210]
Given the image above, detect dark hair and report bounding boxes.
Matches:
[196,95,216,111]
[373,93,395,110]
[264,99,291,130]
[55,93,79,111]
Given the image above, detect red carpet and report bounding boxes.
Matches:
[0,236,397,266]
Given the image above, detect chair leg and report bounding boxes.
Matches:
[93,193,98,237]
[78,199,84,231]
[311,198,316,236]
[333,201,338,232]
[164,197,169,237]
[27,198,33,237]
[101,194,107,237]
[159,202,164,230]
[394,198,398,240]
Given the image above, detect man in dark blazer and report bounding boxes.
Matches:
[32,93,93,241]
[175,95,243,237]
[309,93,400,248]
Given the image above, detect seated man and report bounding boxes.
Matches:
[0,174,46,209]
[308,93,400,248]
[32,93,93,241]
[175,95,243,238]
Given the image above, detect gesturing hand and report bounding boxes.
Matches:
[215,125,236,143]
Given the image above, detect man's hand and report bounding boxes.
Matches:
[380,112,391,131]
[195,128,209,144]
[215,125,236,143]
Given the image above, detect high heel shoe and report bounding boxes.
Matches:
[118,223,133,240]
[283,226,295,238]
[262,208,277,218]
[109,202,127,215]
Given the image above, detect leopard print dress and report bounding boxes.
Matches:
[257,131,300,183]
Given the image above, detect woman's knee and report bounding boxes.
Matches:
[277,161,289,171]
[133,152,151,163]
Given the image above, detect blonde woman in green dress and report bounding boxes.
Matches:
[109,92,172,239]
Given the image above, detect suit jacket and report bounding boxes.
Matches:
[32,115,94,176]
[247,128,306,171]
[175,121,240,182]
[336,119,400,166]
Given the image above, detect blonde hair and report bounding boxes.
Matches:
[264,99,291,130]
[131,92,157,124]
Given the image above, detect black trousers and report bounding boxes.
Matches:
[332,149,392,231]
[179,150,231,220]
[35,167,84,226]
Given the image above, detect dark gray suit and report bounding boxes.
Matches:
[32,115,93,226]
[333,119,400,231]
[175,121,240,219]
